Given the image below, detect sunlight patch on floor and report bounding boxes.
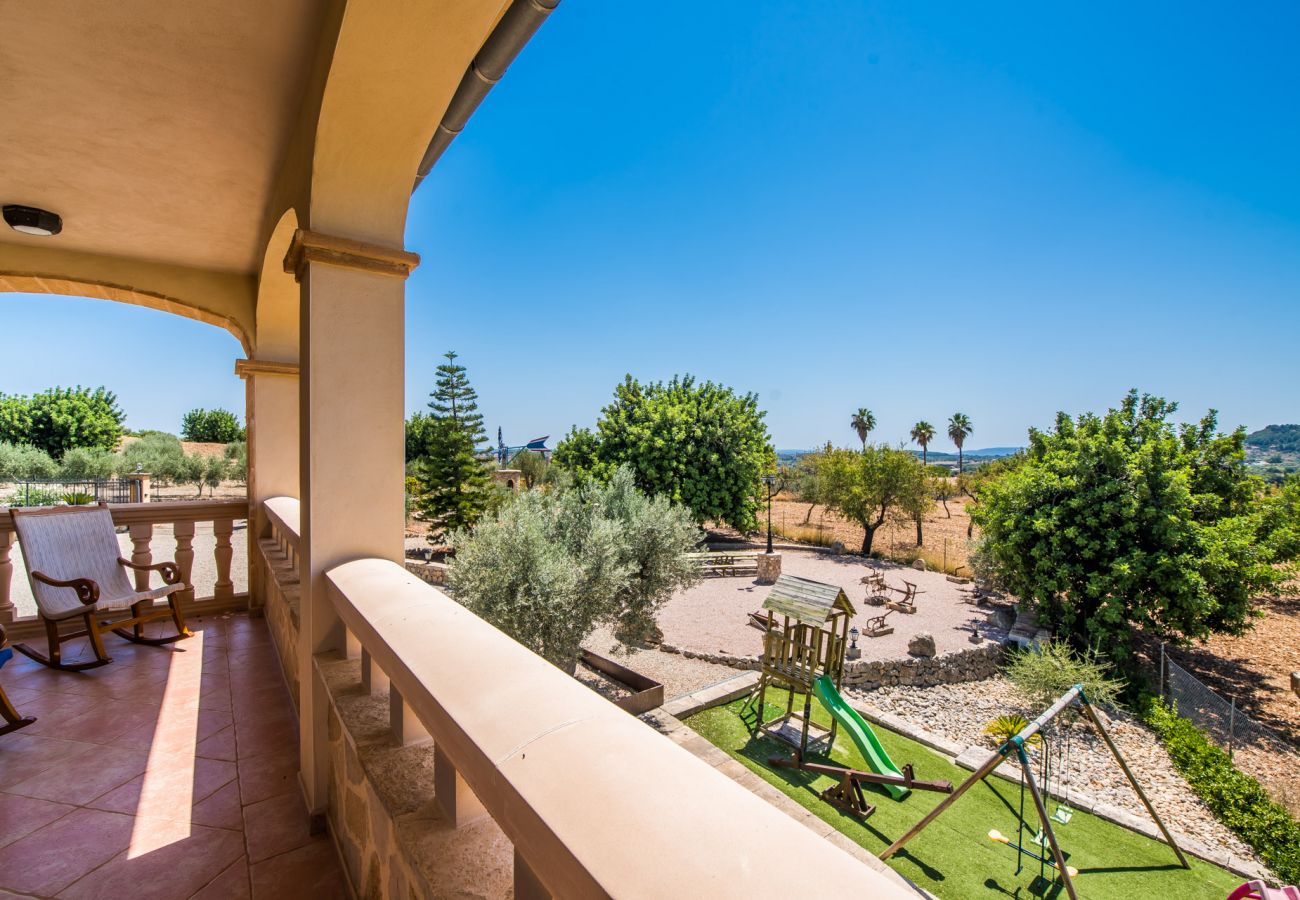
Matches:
[128,630,204,858]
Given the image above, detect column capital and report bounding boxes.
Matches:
[235,359,300,379]
[283,229,420,282]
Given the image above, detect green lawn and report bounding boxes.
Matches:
[687,691,1243,900]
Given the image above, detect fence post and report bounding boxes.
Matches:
[1158,643,1165,700]
[1228,698,1235,759]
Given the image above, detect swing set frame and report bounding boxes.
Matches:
[878,684,1191,900]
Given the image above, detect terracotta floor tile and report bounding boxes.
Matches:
[89,755,237,815]
[113,708,233,753]
[7,744,149,806]
[197,724,239,761]
[236,747,298,805]
[249,838,348,900]
[191,855,251,900]
[0,791,76,850]
[14,690,103,735]
[0,807,134,896]
[235,718,298,761]
[47,697,164,745]
[57,820,245,900]
[242,792,313,863]
[191,781,244,831]
[0,734,100,790]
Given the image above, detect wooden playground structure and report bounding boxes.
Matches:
[879,684,1190,900]
[745,575,952,821]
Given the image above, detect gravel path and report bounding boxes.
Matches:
[853,677,1262,867]
[657,550,1004,661]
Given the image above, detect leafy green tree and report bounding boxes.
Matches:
[850,408,876,449]
[202,455,229,496]
[554,375,773,532]
[814,445,932,554]
[178,453,207,496]
[405,412,436,463]
[180,408,244,443]
[412,352,494,541]
[0,387,126,458]
[449,467,701,671]
[948,412,973,474]
[972,390,1295,660]
[911,420,936,466]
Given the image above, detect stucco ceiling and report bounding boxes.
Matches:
[0,0,325,273]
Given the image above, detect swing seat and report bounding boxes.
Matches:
[1052,804,1074,825]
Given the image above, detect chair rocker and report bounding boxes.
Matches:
[0,623,37,735]
[9,504,192,671]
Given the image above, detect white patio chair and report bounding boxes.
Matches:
[9,503,192,670]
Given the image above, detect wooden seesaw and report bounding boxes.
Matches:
[769,756,952,821]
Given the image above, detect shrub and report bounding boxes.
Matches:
[1004,640,1123,712]
[180,408,245,443]
[122,432,186,484]
[58,447,120,480]
[4,487,63,508]
[1143,700,1300,883]
[0,442,58,480]
[223,441,247,485]
[59,491,96,506]
[982,714,1041,748]
[449,466,701,671]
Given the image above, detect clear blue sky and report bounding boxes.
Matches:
[4,1,1298,451]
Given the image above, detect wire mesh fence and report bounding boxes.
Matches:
[1158,642,1296,759]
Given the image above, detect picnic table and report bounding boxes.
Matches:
[687,550,761,578]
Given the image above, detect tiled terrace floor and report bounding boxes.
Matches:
[0,612,346,899]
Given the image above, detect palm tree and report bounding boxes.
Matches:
[948,413,973,474]
[910,420,936,466]
[850,408,876,449]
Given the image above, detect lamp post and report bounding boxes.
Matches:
[762,473,779,554]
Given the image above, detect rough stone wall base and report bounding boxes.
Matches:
[258,537,301,709]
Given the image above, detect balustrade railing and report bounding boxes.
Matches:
[0,499,249,632]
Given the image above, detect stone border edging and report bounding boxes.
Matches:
[667,672,1269,883]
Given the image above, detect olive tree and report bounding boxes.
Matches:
[815,445,933,555]
[449,467,701,672]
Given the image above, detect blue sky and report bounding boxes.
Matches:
[4,1,1298,450]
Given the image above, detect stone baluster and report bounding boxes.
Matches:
[389,687,430,748]
[214,517,234,601]
[129,524,153,592]
[0,531,14,626]
[174,521,196,603]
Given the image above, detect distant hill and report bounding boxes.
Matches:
[1246,424,1300,453]
[776,446,1022,466]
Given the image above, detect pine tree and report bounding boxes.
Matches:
[413,352,494,541]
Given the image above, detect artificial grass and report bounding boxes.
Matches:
[686,691,1244,900]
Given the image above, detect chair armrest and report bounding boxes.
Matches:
[31,571,100,605]
[117,557,184,586]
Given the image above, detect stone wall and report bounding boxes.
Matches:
[257,536,301,709]
[317,656,514,899]
[405,560,448,586]
[657,641,1006,691]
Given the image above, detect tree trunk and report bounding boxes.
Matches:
[958,448,964,474]
[915,513,923,547]
[802,503,815,525]
[861,524,877,556]
[942,497,950,517]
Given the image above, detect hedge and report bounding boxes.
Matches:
[1143,699,1300,884]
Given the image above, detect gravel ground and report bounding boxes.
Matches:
[853,676,1262,867]
[657,550,1004,661]
[583,625,746,700]
[7,521,249,617]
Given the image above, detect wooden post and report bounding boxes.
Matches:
[1016,744,1078,900]
[1080,700,1190,868]
[881,746,1008,860]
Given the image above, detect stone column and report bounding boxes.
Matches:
[290,228,418,815]
[756,551,782,584]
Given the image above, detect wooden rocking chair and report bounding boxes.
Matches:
[0,623,36,735]
[9,504,192,671]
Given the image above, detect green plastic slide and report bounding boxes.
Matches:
[813,674,910,800]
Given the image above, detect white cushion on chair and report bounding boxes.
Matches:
[11,505,181,621]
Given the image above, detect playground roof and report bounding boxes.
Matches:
[762,574,856,626]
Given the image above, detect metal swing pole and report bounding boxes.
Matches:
[1017,743,1078,900]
